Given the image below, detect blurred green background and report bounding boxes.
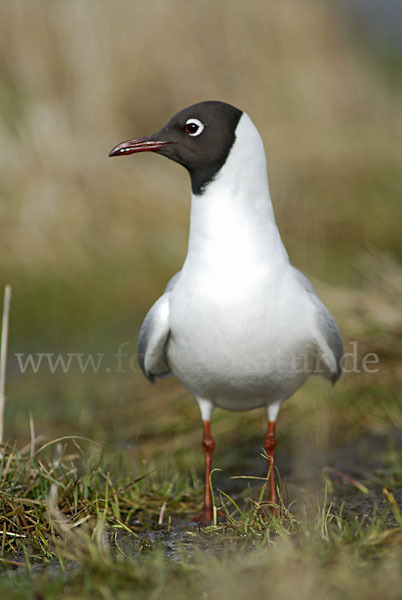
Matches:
[0,0,401,452]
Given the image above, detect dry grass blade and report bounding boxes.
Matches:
[0,285,11,446]
[34,435,101,457]
[383,488,402,528]
[323,467,370,495]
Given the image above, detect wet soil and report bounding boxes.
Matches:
[119,426,402,558]
[2,427,400,572]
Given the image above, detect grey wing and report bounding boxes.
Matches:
[292,267,344,383]
[137,272,180,382]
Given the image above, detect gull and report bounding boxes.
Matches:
[109,101,343,524]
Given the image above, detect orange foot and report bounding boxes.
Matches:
[191,508,225,526]
[258,502,279,520]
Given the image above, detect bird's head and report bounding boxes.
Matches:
[109,101,243,194]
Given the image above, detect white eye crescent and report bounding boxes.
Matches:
[184,118,205,137]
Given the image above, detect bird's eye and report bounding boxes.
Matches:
[184,118,204,137]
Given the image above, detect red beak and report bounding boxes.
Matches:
[108,136,172,157]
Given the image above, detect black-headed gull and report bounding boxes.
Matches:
[109,101,343,524]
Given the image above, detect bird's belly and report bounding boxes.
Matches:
[167,293,311,410]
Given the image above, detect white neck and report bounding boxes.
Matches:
[183,113,289,276]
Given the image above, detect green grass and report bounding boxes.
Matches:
[0,372,400,599]
[0,435,400,599]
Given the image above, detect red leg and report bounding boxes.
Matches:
[192,420,215,525]
[202,420,215,521]
[264,420,277,505]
